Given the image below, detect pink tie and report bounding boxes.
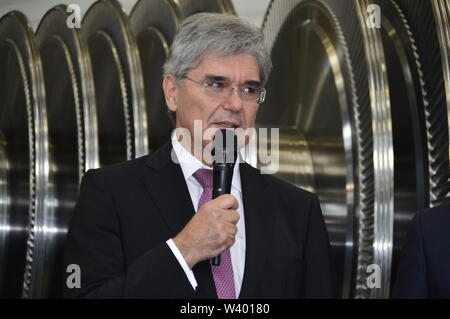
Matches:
[193,168,236,299]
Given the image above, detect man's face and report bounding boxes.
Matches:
[164,52,261,152]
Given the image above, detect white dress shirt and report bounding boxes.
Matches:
[166,133,246,297]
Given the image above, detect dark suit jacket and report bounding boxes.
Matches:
[392,202,450,298]
[63,140,336,298]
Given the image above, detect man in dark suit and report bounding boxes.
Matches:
[63,12,336,299]
[391,202,450,298]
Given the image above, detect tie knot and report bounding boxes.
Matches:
[193,168,213,189]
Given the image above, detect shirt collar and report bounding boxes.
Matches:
[171,132,242,192]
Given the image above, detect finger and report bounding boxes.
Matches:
[225,224,238,236]
[220,222,237,235]
[214,194,239,210]
[223,210,240,224]
[226,233,236,247]
[218,233,236,252]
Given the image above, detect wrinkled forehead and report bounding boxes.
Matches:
[188,51,261,82]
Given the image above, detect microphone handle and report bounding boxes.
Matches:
[211,164,234,266]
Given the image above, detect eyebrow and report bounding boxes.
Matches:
[204,74,261,87]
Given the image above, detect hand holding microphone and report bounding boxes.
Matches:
[172,129,239,269]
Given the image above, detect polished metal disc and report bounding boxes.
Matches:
[24,4,99,298]
[220,0,236,14]
[363,0,445,299]
[261,0,365,298]
[82,0,147,165]
[173,0,235,18]
[395,0,450,207]
[130,0,181,152]
[262,0,446,299]
[430,0,450,202]
[0,11,51,298]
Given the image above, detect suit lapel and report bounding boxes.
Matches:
[141,140,217,298]
[141,141,193,236]
[238,163,275,299]
[140,143,275,298]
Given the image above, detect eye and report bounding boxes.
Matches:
[207,81,225,89]
[242,86,257,95]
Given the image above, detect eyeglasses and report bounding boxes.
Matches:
[182,76,266,104]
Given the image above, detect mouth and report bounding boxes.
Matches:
[211,121,241,129]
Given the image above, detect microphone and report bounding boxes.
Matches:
[211,129,238,266]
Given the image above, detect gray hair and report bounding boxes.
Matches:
[164,13,272,125]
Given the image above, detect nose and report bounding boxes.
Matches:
[222,88,244,112]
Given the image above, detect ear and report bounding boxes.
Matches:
[163,74,178,113]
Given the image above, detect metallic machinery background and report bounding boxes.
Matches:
[0,0,448,298]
